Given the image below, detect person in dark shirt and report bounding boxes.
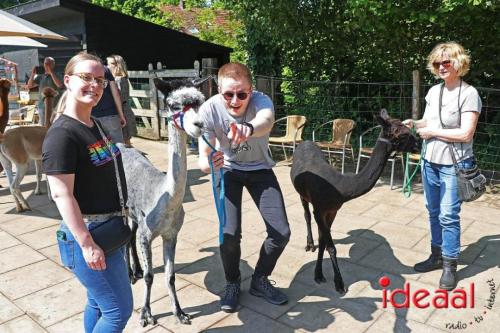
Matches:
[91,65,126,143]
[42,52,132,332]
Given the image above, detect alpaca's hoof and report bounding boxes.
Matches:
[305,244,317,252]
[139,309,156,327]
[335,284,348,295]
[176,311,192,325]
[16,205,30,213]
[314,274,326,284]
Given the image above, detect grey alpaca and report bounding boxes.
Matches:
[118,78,205,326]
[290,109,420,293]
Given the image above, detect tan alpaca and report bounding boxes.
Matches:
[41,86,57,127]
[0,126,47,212]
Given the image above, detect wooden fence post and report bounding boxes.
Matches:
[202,58,217,98]
[149,71,161,140]
[412,70,421,120]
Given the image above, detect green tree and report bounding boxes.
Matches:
[92,0,247,62]
[225,0,499,87]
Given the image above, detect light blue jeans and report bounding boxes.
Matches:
[57,220,133,332]
[421,157,475,259]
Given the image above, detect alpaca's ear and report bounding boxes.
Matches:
[191,76,209,88]
[379,108,390,120]
[376,108,390,127]
[154,78,173,95]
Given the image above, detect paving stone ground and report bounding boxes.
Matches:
[0,137,498,333]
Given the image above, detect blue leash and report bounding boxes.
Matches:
[201,135,226,244]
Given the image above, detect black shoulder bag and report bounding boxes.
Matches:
[90,118,132,255]
[438,81,486,202]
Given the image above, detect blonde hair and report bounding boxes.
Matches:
[108,54,128,78]
[218,62,252,87]
[427,42,471,78]
[53,52,103,121]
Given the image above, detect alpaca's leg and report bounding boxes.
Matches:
[127,220,143,284]
[34,160,42,195]
[162,235,192,324]
[138,234,156,327]
[11,163,30,212]
[313,210,326,283]
[0,152,13,185]
[323,231,347,294]
[314,233,326,283]
[301,197,316,252]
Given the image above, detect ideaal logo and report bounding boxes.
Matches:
[379,276,475,309]
[378,276,496,330]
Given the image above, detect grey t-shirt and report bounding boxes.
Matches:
[422,82,482,165]
[199,91,276,171]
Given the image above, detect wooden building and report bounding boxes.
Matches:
[3,0,231,73]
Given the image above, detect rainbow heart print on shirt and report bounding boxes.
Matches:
[88,138,121,166]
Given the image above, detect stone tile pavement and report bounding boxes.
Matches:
[0,137,499,333]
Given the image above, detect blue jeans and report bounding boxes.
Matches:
[57,220,133,333]
[421,157,475,259]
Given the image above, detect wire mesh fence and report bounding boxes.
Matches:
[255,75,500,182]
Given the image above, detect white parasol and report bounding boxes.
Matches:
[0,9,67,40]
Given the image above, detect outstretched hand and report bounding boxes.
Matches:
[227,122,251,145]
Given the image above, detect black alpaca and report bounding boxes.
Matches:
[290,109,420,293]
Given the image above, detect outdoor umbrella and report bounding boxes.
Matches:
[0,9,66,40]
[0,36,47,48]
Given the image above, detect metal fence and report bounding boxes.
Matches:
[255,75,500,181]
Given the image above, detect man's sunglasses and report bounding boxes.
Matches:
[222,91,249,101]
[432,60,452,69]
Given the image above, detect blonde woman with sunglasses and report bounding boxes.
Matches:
[42,52,133,332]
[107,55,137,146]
[404,42,482,290]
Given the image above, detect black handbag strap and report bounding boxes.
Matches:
[92,117,127,219]
[438,80,464,170]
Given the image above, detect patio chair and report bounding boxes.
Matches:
[312,118,356,174]
[268,115,307,161]
[356,125,404,189]
[8,104,36,126]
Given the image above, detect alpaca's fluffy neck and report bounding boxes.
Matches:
[165,121,188,208]
[348,138,393,199]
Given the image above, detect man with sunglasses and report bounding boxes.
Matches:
[198,62,290,313]
[27,57,64,126]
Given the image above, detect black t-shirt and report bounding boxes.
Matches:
[91,66,117,117]
[42,115,127,214]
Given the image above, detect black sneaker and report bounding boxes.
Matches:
[220,280,240,313]
[249,275,288,305]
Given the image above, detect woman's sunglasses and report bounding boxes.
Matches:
[432,60,452,69]
[222,91,249,101]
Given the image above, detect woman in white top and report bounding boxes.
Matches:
[405,42,482,290]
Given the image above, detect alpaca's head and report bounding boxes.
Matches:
[42,86,58,98]
[376,109,420,153]
[0,79,11,95]
[154,78,205,138]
